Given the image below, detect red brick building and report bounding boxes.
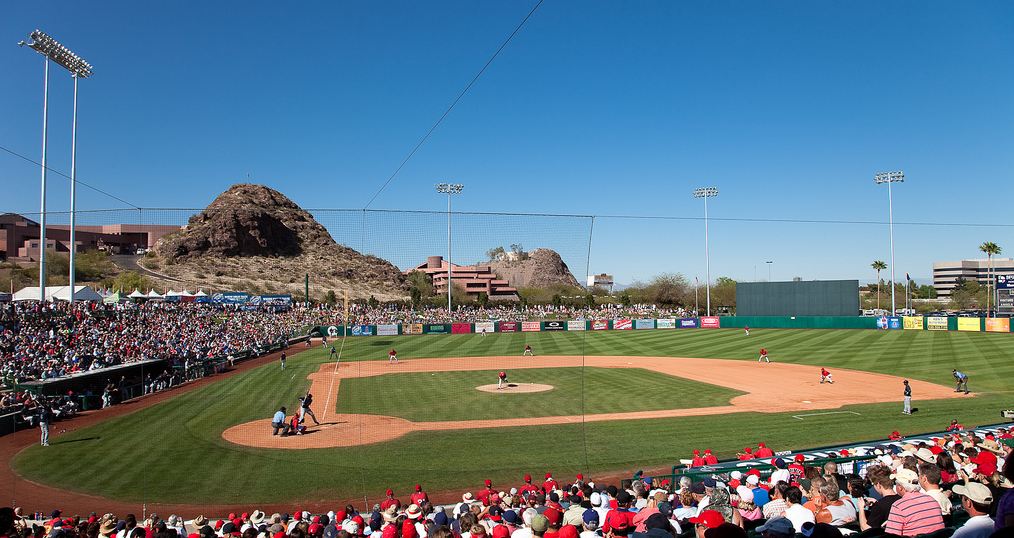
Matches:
[407,256,519,301]
[0,213,179,261]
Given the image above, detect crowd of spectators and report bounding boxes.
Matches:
[2,428,1012,538]
[0,301,318,388]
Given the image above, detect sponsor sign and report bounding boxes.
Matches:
[957,317,981,332]
[700,316,720,329]
[903,316,924,330]
[656,318,677,329]
[543,320,566,331]
[351,325,374,336]
[452,323,472,334]
[475,321,495,334]
[634,319,655,330]
[997,274,1014,289]
[325,325,344,338]
[986,318,1011,333]
[258,294,293,307]
[614,319,633,330]
[522,321,541,332]
[212,292,249,304]
[567,320,587,331]
[888,316,902,330]
[405,323,424,335]
[498,321,519,332]
[926,316,949,331]
[376,324,399,336]
[424,324,451,334]
[590,319,610,331]
[679,318,700,328]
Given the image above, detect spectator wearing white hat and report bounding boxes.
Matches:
[884,468,944,537]
[950,482,993,538]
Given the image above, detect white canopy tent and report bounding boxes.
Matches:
[147,289,164,299]
[194,290,208,297]
[127,289,147,299]
[13,285,103,302]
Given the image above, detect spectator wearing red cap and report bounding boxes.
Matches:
[381,489,401,512]
[688,510,724,538]
[755,443,773,458]
[603,491,635,536]
[703,450,718,465]
[737,447,754,461]
[690,450,705,468]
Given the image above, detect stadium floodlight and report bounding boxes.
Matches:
[692,187,719,316]
[19,29,93,302]
[436,183,465,312]
[874,171,904,315]
[766,260,773,282]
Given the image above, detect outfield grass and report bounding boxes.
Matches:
[12,328,1014,505]
[336,367,743,421]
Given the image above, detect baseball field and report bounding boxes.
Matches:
[8,327,1014,512]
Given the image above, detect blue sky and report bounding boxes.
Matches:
[3,1,1013,285]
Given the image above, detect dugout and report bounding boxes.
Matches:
[736,279,859,317]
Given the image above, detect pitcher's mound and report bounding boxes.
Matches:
[476,383,554,394]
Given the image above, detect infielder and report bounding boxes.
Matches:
[758,348,769,363]
[903,380,912,414]
[952,369,969,394]
[329,345,338,360]
[389,348,398,364]
[523,344,534,356]
[820,368,834,384]
[497,371,508,390]
[744,326,750,336]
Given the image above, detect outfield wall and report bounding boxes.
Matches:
[313,315,1013,337]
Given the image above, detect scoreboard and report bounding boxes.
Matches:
[998,275,1014,315]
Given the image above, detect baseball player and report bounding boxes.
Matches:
[389,349,398,364]
[329,345,338,360]
[952,369,969,394]
[298,391,321,425]
[497,371,508,390]
[744,326,750,336]
[819,367,834,384]
[280,351,286,370]
[903,380,912,414]
[523,344,534,356]
[758,348,769,363]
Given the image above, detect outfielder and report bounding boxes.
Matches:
[952,369,969,394]
[758,348,769,363]
[744,326,750,336]
[820,367,834,384]
[523,344,534,356]
[497,371,508,389]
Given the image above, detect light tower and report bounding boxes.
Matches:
[874,171,904,315]
[693,187,719,316]
[436,183,464,312]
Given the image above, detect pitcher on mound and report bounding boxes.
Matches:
[498,371,508,389]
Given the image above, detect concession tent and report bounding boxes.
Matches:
[146,289,163,299]
[13,285,103,302]
[103,291,122,304]
[128,289,147,300]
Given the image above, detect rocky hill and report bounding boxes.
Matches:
[487,248,581,289]
[144,184,407,300]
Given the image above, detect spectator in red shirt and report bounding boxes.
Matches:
[691,450,706,468]
[737,447,754,461]
[704,449,718,465]
[755,443,774,458]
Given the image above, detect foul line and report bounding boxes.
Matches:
[792,411,862,420]
[321,333,349,422]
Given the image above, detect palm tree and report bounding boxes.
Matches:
[979,242,1002,317]
[872,260,887,312]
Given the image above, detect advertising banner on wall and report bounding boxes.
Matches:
[475,321,495,334]
[424,324,451,334]
[351,325,374,336]
[634,319,655,330]
[700,316,720,329]
[567,320,587,331]
[903,317,924,330]
[498,321,519,332]
[986,318,1011,333]
[325,325,345,337]
[522,321,541,332]
[405,323,424,335]
[656,318,677,329]
[543,320,566,331]
[614,319,633,330]
[888,317,902,330]
[590,320,610,331]
[376,324,399,336]
[679,318,700,328]
[926,317,949,331]
[957,318,981,332]
[451,323,472,334]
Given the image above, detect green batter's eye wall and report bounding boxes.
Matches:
[736,280,860,317]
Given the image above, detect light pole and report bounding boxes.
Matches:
[874,171,904,315]
[693,187,718,316]
[436,183,464,312]
[766,260,773,281]
[19,29,93,302]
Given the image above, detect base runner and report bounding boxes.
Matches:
[497,371,508,389]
